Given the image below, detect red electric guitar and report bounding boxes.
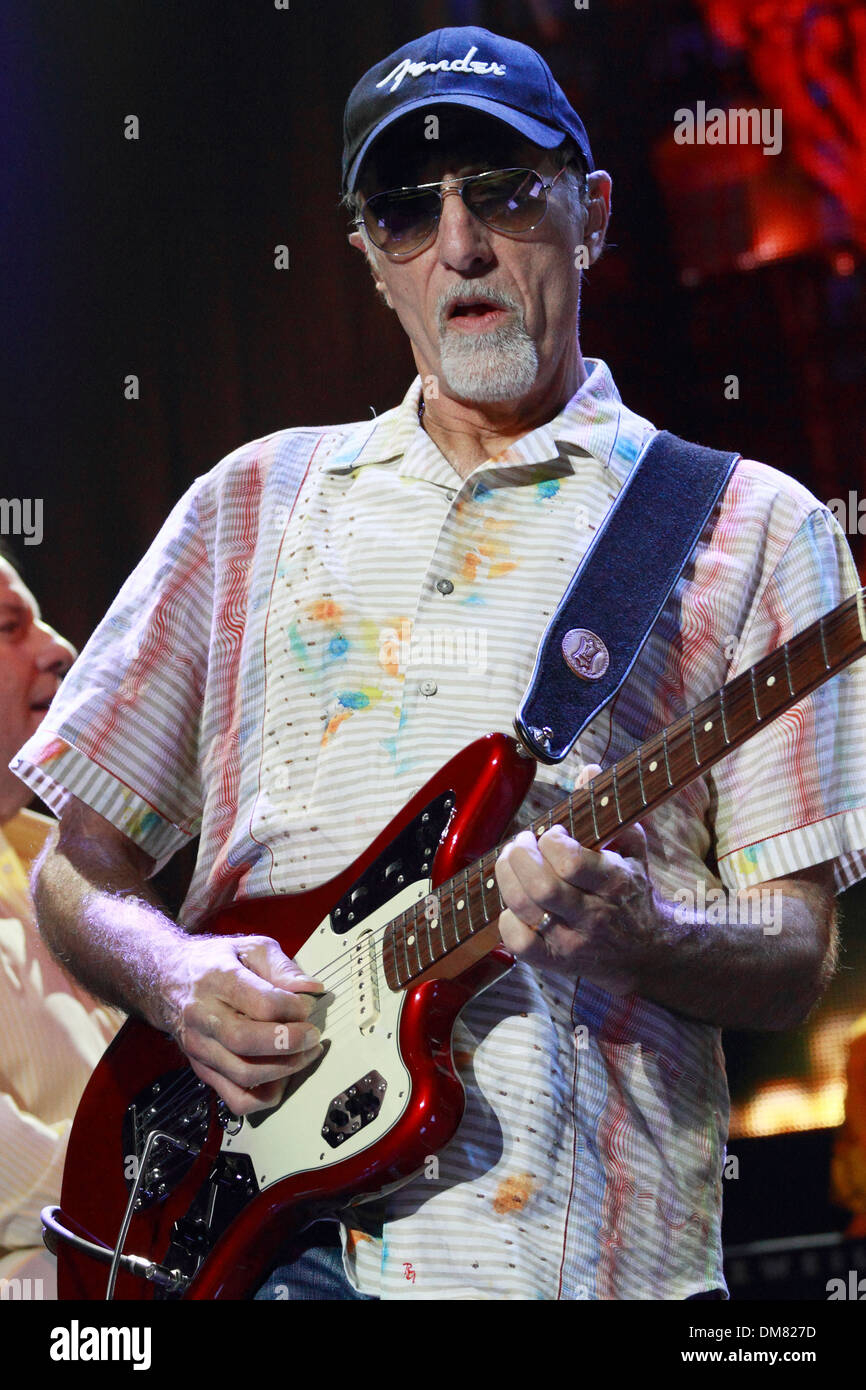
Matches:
[47,588,866,1298]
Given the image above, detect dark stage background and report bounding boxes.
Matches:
[5,0,866,1294]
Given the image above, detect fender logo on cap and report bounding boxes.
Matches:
[376,45,507,94]
[562,628,610,681]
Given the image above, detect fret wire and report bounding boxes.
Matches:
[478,861,488,921]
[688,710,700,766]
[413,904,427,971]
[414,911,428,978]
[749,667,761,720]
[567,799,576,837]
[448,878,459,952]
[718,685,730,745]
[492,854,504,914]
[399,910,411,986]
[611,763,622,822]
[481,855,500,918]
[428,892,442,967]
[662,727,673,786]
[818,615,830,670]
[462,867,473,938]
[422,902,436,970]
[782,643,794,697]
[588,782,600,841]
[635,749,647,807]
[431,897,442,956]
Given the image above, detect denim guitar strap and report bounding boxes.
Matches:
[514,429,740,765]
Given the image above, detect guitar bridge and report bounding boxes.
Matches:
[122,1070,211,1209]
[321,1071,386,1149]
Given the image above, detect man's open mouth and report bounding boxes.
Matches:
[446,297,510,326]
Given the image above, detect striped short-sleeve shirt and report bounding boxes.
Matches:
[12,359,866,1298]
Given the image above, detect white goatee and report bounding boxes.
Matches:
[436,288,538,403]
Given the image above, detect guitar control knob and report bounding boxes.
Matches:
[328,1108,349,1128]
[216,1101,244,1136]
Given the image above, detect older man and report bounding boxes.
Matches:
[0,553,120,1296]
[13,28,866,1300]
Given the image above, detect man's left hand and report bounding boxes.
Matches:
[495,802,661,991]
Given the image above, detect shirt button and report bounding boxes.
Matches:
[436,578,454,595]
[445,490,456,501]
[419,679,438,697]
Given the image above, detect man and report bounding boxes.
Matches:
[0,552,120,1296]
[13,27,866,1300]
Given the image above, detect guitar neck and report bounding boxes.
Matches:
[384,588,866,990]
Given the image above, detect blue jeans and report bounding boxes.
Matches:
[254,1221,378,1301]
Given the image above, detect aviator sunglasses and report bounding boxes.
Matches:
[354,166,572,259]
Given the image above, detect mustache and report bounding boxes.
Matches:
[436,285,524,332]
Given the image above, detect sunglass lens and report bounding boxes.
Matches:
[363,188,440,253]
[464,169,547,231]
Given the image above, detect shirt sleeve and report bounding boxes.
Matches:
[0,1096,69,1251]
[710,507,866,893]
[10,481,214,871]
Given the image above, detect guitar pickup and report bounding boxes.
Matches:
[352,930,380,1035]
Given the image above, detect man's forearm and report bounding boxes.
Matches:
[634,878,837,1031]
[32,826,188,1033]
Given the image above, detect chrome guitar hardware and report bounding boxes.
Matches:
[321,1071,386,1149]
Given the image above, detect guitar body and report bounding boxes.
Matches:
[57,733,536,1300]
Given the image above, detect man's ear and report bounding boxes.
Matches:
[348,230,394,310]
[582,170,613,266]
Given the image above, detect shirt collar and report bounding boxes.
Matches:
[320,359,656,488]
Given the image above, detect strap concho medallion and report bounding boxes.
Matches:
[562,628,610,681]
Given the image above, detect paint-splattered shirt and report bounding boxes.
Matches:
[12,359,866,1298]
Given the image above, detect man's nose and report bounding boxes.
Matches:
[435,186,495,269]
[34,622,77,678]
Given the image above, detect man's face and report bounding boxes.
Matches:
[350,112,609,410]
[0,559,76,821]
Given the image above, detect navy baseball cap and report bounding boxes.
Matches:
[342,27,594,194]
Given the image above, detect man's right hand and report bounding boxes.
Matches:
[158,932,325,1115]
[32,797,326,1117]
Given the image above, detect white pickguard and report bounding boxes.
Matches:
[219,879,432,1191]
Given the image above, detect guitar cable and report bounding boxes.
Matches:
[41,1204,188,1294]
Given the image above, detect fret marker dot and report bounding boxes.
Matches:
[600,796,609,807]
[766,675,776,686]
[703,721,713,732]
[456,899,465,910]
[406,934,415,947]
[648,760,658,772]
[429,918,438,930]
[486,878,495,890]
